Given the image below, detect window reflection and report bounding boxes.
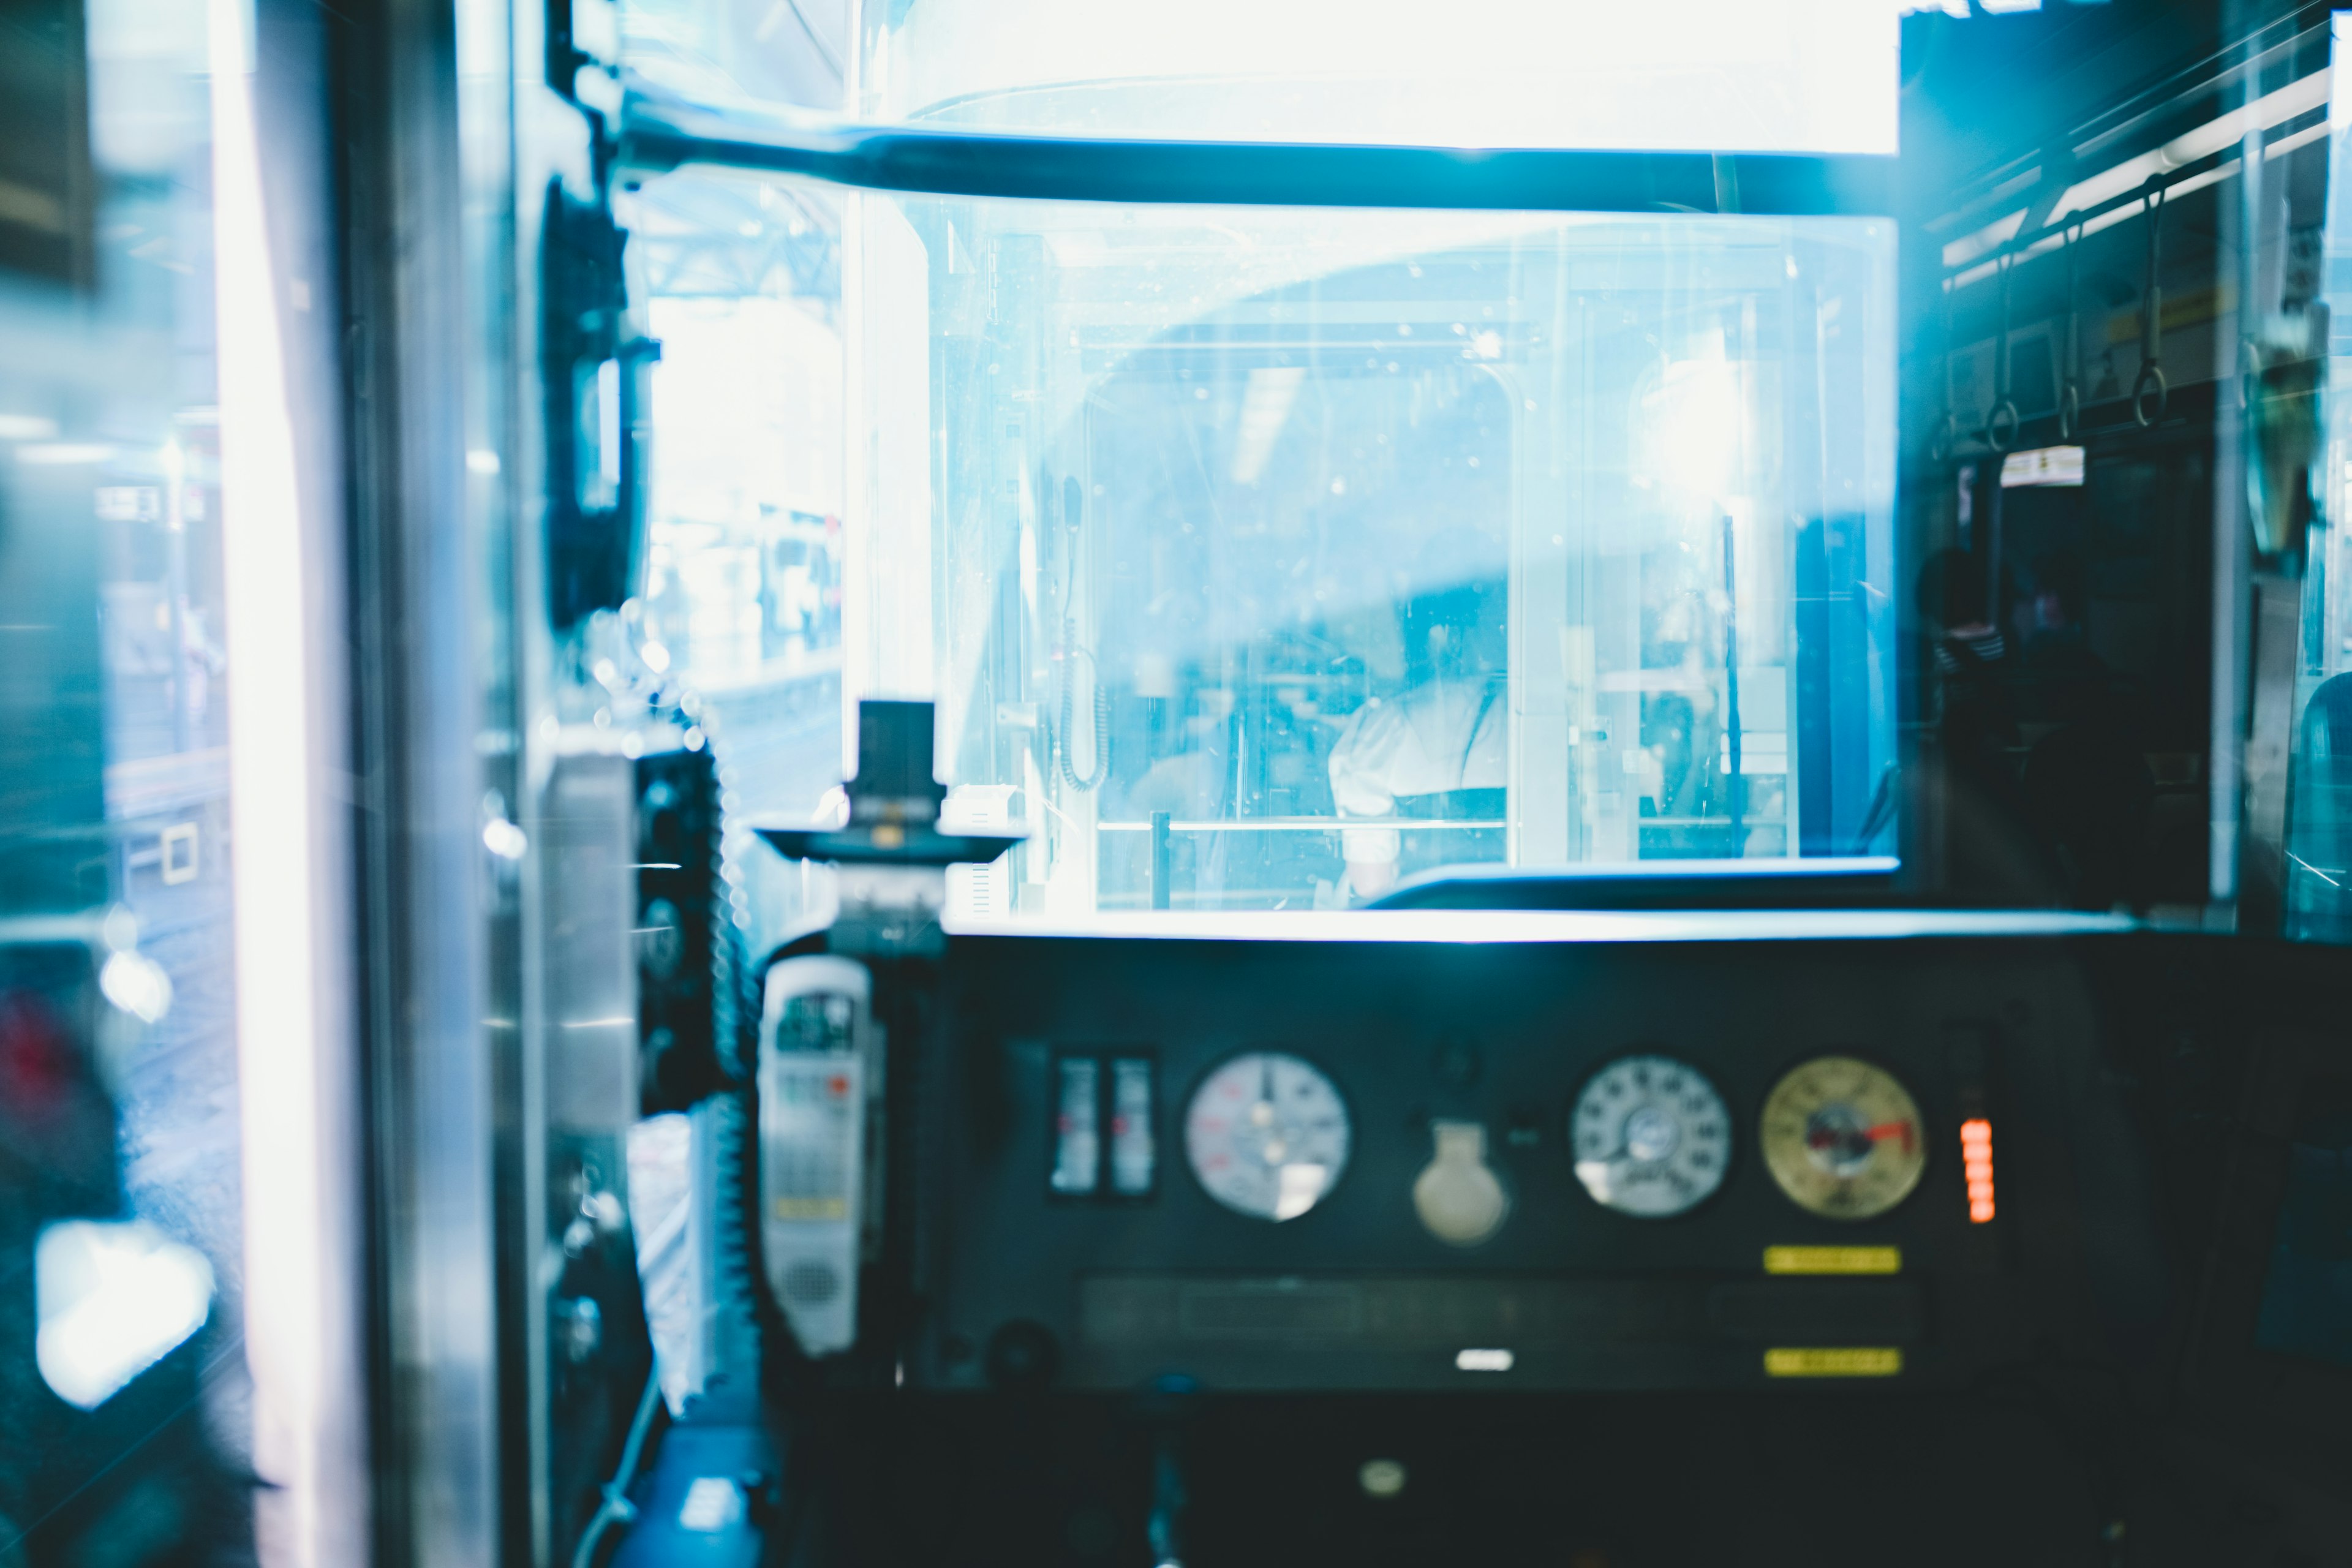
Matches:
[638,179,1898,921]
[0,0,250,1557]
[894,202,1896,915]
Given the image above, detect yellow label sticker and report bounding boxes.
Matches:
[1764,1347,1903,1378]
[771,1197,848,1221]
[1763,1245,1901,1276]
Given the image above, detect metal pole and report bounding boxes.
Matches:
[1150,810,1172,910]
[165,451,190,754]
[1722,510,1744,845]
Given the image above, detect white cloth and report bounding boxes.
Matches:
[1327,680,1506,864]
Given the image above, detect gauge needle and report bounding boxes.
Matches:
[1866,1121,1916,1148]
[1249,1057,1277,1131]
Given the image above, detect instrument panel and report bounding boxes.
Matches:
[903,929,2149,1395]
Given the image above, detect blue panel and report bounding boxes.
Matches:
[2254,1087,2352,1369]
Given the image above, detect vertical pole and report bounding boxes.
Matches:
[2210,92,2258,917]
[1722,509,1745,846]
[165,448,192,753]
[1150,810,1171,910]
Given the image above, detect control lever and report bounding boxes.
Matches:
[1413,1120,1509,1246]
[755,700,1022,957]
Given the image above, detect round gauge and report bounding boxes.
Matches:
[1759,1056,1927,1220]
[1569,1054,1732,1218]
[1183,1052,1351,1221]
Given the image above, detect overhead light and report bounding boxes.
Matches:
[36,1220,215,1410]
[1634,353,1746,500]
[0,413,59,440]
[100,950,173,1024]
[17,443,114,465]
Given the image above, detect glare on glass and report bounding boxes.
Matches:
[638,178,1898,919]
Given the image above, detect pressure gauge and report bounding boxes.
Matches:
[1183,1052,1351,1221]
[1569,1054,1732,1218]
[1760,1056,1926,1220]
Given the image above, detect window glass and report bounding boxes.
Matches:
[861,0,1898,153]
[632,176,851,951]
[2280,19,2352,940]
[634,172,1898,922]
[617,0,1898,155]
[622,0,849,116]
[2,0,252,1554]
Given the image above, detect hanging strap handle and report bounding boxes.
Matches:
[2058,216,2084,441]
[2133,178,2169,428]
[1984,248,2020,453]
[1931,275,1961,463]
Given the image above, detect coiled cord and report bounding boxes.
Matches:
[706,932,823,1400]
[1058,635,1109,792]
[568,1368,665,1568]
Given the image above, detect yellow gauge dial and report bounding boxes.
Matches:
[1758,1056,1926,1220]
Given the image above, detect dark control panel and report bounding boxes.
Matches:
[905,929,2152,1393]
[737,920,2352,1566]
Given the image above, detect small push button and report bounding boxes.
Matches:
[1413,1120,1509,1246]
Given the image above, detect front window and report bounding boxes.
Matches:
[636,177,1898,921]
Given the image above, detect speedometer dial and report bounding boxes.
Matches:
[1569,1054,1731,1217]
[1184,1052,1351,1221]
[1760,1056,1926,1219]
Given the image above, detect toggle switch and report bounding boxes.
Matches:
[1413,1120,1509,1246]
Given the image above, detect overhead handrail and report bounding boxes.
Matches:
[1936,157,2197,445]
[1939,138,2236,289]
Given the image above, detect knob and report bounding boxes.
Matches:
[1413,1120,1509,1246]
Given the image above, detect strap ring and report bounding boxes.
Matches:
[1985,399,2021,454]
[2132,362,2168,428]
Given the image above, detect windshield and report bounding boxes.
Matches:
[632,173,1898,924]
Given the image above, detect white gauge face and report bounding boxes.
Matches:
[1184,1052,1351,1221]
[1570,1054,1732,1218]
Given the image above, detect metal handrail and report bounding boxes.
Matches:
[619,90,1896,216]
[1941,125,2282,288]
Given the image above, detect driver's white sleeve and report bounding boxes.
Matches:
[1329,701,1404,864]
